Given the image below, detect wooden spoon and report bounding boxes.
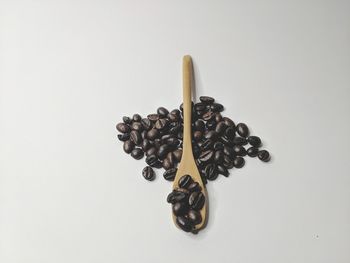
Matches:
[172,55,208,232]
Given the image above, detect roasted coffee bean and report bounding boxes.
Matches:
[192,144,201,158]
[155,118,168,130]
[206,119,217,130]
[204,130,217,140]
[194,120,205,132]
[141,130,147,139]
[176,216,193,232]
[258,150,270,162]
[193,131,203,141]
[233,145,247,156]
[131,122,143,131]
[162,157,173,170]
[169,124,181,135]
[116,123,130,133]
[178,174,193,189]
[215,113,222,123]
[141,139,151,151]
[187,182,201,192]
[202,111,214,121]
[157,107,169,117]
[167,152,176,166]
[130,130,142,145]
[188,210,202,225]
[200,96,214,104]
[131,148,144,160]
[132,114,141,122]
[247,147,259,157]
[214,150,224,163]
[210,103,224,112]
[248,136,261,147]
[171,109,180,116]
[237,123,249,137]
[123,140,134,154]
[220,136,234,147]
[122,116,131,124]
[118,133,130,141]
[146,154,158,166]
[158,144,171,160]
[223,146,235,158]
[233,136,247,145]
[173,202,188,216]
[173,149,182,162]
[175,187,190,195]
[177,131,183,140]
[141,118,152,130]
[167,190,187,203]
[194,102,206,112]
[147,129,159,140]
[223,117,235,127]
[142,166,155,181]
[168,113,178,122]
[213,141,224,151]
[225,127,235,140]
[199,150,214,163]
[201,139,214,151]
[146,147,157,157]
[217,164,229,177]
[163,168,177,181]
[147,113,159,122]
[204,163,218,181]
[189,192,205,210]
[233,156,245,168]
[223,157,234,169]
[153,138,161,149]
[215,121,226,134]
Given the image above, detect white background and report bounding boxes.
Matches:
[1,1,350,262]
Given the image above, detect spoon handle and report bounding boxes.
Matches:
[182,55,193,158]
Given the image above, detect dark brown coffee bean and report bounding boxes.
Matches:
[187,182,201,192]
[217,164,229,177]
[204,130,217,140]
[247,147,259,157]
[146,147,157,157]
[116,123,130,133]
[188,210,202,225]
[147,114,159,122]
[173,149,182,162]
[237,123,249,137]
[204,163,218,180]
[141,139,151,151]
[225,127,235,140]
[168,113,178,122]
[258,150,270,162]
[213,141,224,150]
[233,145,247,156]
[132,114,141,122]
[162,158,173,170]
[163,168,177,181]
[154,138,162,149]
[123,140,134,154]
[189,191,205,210]
[146,154,160,167]
[194,120,205,132]
[141,130,147,139]
[173,202,188,216]
[158,144,171,159]
[171,109,180,116]
[175,187,190,195]
[147,129,159,140]
[167,190,187,204]
[141,118,152,130]
[142,166,155,181]
[201,139,214,151]
[223,157,234,169]
[199,96,214,104]
[178,174,193,189]
[193,131,202,141]
[157,107,169,117]
[117,133,130,141]
[248,136,261,147]
[131,148,144,160]
[202,111,214,121]
[220,136,234,147]
[210,103,224,112]
[214,150,224,163]
[131,122,143,131]
[169,124,181,135]
[215,113,222,123]
[223,117,235,128]
[130,130,142,145]
[199,150,214,163]
[176,216,193,232]
[122,116,131,124]
[233,156,245,168]
[206,119,216,130]
[194,102,206,112]
[223,146,235,158]
[155,118,168,130]
[215,121,226,134]
[233,136,247,145]
[167,152,176,166]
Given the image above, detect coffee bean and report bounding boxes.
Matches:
[168,113,178,122]
[142,166,155,181]
[194,120,205,132]
[258,150,270,162]
[223,157,234,169]
[132,114,141,122]
[176,216,193,232]
[163,168,177,181]
[200,96,214,104]
[147,114,159,122]
[201,139,214,151]
[215,113,222,123]
[117,133,130,141]
[116,123,130,133]
[157,107,169,117]
[233,156,245,168]
[188,210,202,225]
[187,182,201,192]
[167,190,188,203]
[166,152,176,166]
[202,111,214,121]
[233,145,247,156]
[223,146,235,158]
[123,140,134,154]
[178,174,193,189]
[155,118,168,130]
[247,147,259,157]
[158,144,171,160]
[141,130,147,139]
[213,141,224,151]
[146,147,157,157]
[193,131,203,141]
[169,124,181,135]
[204,163,218,180]
[131,148,144,160]
[204,130,217,140]
[147,129,159,140]
[215,121,226,134]
[223,117,235,127]
[237,123,249,137]
[146,154,159,167]
[141,118,152,130]
[220,136,234,147]
[199,150,214,163]
[225,127,235,140]
[214,150,224,163]
[122,116,131,124]
[248,136,261,147]
[173,149,182,162]
[210,103,224,112]
[162,157,173,170]
[141,139,151,151]
[173,202,188,216]
[233,136,247,146]
[189,192,205,210]
[194,102,206,112]
[217,164,229,177]
[130,130,142,145]
[131,122,143,131]
[206,119,217,130]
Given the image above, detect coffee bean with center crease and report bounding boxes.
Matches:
[213,141,224,150]
[210,103,224,112]
[233,145,247,156]
[176,216,193,232]
[215,121,226,134]
[141,139,151,151]
[223,146,235,158]
[168,113,178,122]
[204,163,218,180]
[167,151,176,165]
[200,96,215,104]
[225,127,235,140]
[199,150,214,163]
[155,118,168,130]
[130,130,142,145]
[233,156,245,168]
[258,150,270,162]
[187,182,201,192]
[194,102,206,112]
[247,147,259,157]
[146,147,157,157]
[204,130,217,140]
[237,123,249,137]
[193,131,202,141]
[233,136,247,146]
[223,155,234,169]
[116,123,130,133]
[178,174,193,189]
[188,210,202,225]
[132,114,141,122]
[217,164,229,177]
[157,107,169,117]
[131,148,144,160]
[173,149,182,162]
[123,140,134,154]
[162,156,173,170]
[147,129,159,140]
[167,190,188,203]
[189,191,205,210]
[223,117,235,128]
[142,166,155,181]
[141,130,147,139]
[194,120,205,132]
[158,144,171,159]
[118,133,130,141]
[214,150,224,163]
[147,114,159,122]
[202,111,215,121]
[163,168,177,181]
[141,118,152,130]
[146,154,161,168]
[173,202,188,216]
[131,122,143,131]
[248,136,261,147]
[122,116,131,124]
[220,136,234,147]
[201,139,214,151]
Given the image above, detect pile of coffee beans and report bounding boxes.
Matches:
[167,175,205,233]
[116,96,270,183]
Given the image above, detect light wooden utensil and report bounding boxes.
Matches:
[172,55,208,232]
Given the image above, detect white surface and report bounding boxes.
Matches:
[1,1,350,262]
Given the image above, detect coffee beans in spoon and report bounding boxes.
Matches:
[116,96,271,182]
